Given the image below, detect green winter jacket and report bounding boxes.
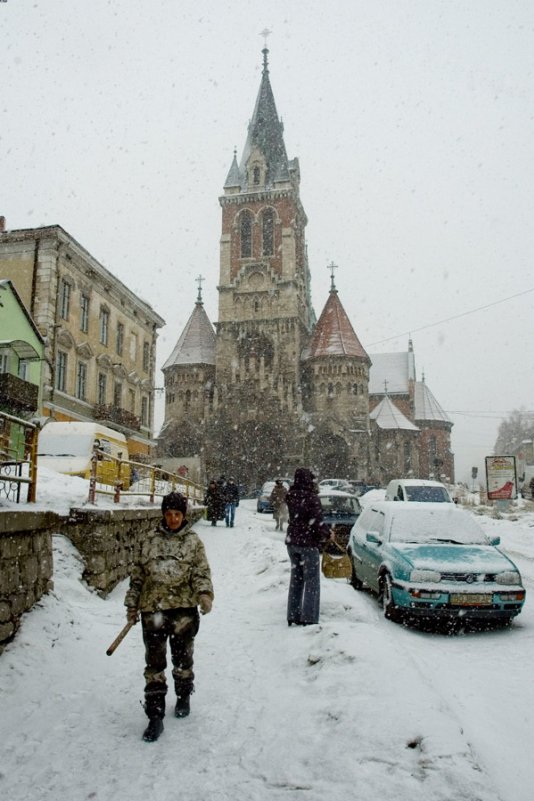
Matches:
[124,519,214,612]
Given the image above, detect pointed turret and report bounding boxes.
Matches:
[370,395,419,430]
[224,148,241,192]
[304,287,370,363]
[162,300,215,369]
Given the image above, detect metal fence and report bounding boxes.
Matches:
[0,410,38,503]
[87,446,205,506]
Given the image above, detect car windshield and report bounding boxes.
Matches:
[404,486,450,502]
[320,495,360,515]
[389,509,488,545]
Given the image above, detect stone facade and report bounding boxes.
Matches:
[0,510,57,653]
[0,225,165,459]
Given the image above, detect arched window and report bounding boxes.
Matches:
[253,166,261,185]
[262,208,274,256]
[240,211,253,258]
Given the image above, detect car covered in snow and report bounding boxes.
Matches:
[347,501,525,625]
[384,479,452,503]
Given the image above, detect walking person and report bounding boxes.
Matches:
[270,479,288,531]
[124,491,214,742]
[285,468,332,626]
[204,479,225,526]
[224,477,240,527]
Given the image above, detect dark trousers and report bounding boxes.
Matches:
[286,545,321,624]
[141,608,199,717]
[225,502,237,526]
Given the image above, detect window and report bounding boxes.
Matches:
[240,210,253,258]
[116,322,124,356]
[262,208,274,256]
[253,165,260,185]
[56,351,67,392]
[129,331,138,362]
[18,360,29,380]
[99,307,109,346]
[114,381,122,408]
[97,372,107,405]
[142,341,150,372]
[141,395,149,426]
[0,353,9,373]
[128,388,135,412]
[59,278,71,320]
[76,362,87,400]
[80,294,90,333]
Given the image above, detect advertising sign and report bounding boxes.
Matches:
[485,455,517,500]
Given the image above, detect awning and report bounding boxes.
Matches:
[0,339,42,361]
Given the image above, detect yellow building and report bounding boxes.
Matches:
[0,218,165,460]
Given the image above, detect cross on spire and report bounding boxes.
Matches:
[383,379,389,395]
[327,261,338,293]
[260,28,271,72]
[196,274,205,305]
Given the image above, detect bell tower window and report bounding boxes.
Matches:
[240,210,253,258]
[253,166,261,185]
[262,208,274,256]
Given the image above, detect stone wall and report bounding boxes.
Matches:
[0,510,58,653]
[0,505,205,653]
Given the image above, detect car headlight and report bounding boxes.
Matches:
[496,571,521,585]
[410,569,441,583]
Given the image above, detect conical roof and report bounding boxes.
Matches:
[304,291,370,362]
[370,395,419,431]
[414,380,451,424]
[224,150,241,190]
[162,302,216,369]
[238,48,290,189]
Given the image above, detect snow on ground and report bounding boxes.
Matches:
[1,473,534,801]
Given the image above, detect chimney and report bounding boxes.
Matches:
[0,216,5,233]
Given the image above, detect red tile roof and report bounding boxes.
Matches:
[305,292,370,361]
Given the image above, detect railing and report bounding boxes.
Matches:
[0,372,39,413]
[93,403,141,431]
[0,410,38,503]
[87,446,205,506]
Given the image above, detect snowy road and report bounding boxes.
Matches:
[1,499,534,801]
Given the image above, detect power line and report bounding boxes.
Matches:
[368,286,534,347]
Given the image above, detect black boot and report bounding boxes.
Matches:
[143,717,164,742]
[174,695,191,718]
[143,683,166,741]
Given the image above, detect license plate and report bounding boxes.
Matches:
[450,593,492,606]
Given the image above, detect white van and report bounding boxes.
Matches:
[37,421,130,487]
[385,478,452,503]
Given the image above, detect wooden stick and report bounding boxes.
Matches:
[106,620,135,656]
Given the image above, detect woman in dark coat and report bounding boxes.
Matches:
[204,480,225,526]
[285,468,332,626]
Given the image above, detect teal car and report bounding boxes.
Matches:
[347,501,525,625]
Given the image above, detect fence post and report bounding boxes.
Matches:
[149,466,156,504]
[88,446,98,504]
[27,425,39,503]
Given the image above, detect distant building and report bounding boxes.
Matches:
[0,220,165,459]
[158,49,454,486]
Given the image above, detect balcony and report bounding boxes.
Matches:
[94,403,141,431]
[0,372,39,413]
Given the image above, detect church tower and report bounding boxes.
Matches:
[206,47,315,482]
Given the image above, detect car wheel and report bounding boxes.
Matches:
[380,573,402,623]
[349,558,363,590]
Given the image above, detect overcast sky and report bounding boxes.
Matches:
[2,0,534,483]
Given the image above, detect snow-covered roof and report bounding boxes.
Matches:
[368,351,416,395]
[162,303,216,369]
[370,395,419,431]
[414,380,452,424]
[303,291,370,362]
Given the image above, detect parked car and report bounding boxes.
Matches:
[319,489,362,540]
[256,479,290,513]
[347,501,525,625]
[384,479,452,503]
[318,478,353,491]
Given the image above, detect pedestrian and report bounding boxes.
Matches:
[270,479,288,531]
[124,491,214,742]
[204,479,225,526]
[224,477,240,527]
[285,468,333,626]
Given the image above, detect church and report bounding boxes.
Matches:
[158,48,454,490]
